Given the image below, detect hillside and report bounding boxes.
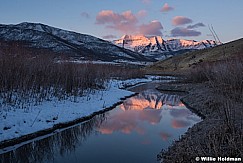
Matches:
[147,38,243,74]
[0,22,154,63]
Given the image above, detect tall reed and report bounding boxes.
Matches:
[0,41,144,109]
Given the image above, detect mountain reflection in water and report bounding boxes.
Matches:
[121,89,184,110]
[98,89,199,137]
[0,86,201,163]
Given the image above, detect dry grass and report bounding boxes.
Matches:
[0,41,144,109]
[187,56,243,155]
[185,55,243,100]
[147,38,243,73]
[159,55,243,162]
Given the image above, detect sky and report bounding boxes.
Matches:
[0,0,243,43]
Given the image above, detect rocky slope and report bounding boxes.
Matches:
[0,22,154,63]
[114,35,218,60]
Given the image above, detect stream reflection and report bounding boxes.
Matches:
[0,84,201,163]
[98,89,199,138]
[0,114,106,163]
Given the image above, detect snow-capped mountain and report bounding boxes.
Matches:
[0,22,154,63]
[114,35,218,60]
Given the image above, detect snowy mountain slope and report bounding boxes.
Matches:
[114,35,218,59]
[0,22,154,62]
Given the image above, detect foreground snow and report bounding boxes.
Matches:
[0,77,154,143]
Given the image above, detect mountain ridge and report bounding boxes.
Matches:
[114,35,219,59]
[0,22,155,63]
[146,38,243,73]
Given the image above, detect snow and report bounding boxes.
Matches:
[1,22,151,63]
[113,35,217,54]
[113,59,152,65]
[57,60,152,66]
[110,78,152,89]
[114,35,164,49]
[0,77,158,144]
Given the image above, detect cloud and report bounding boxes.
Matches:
[187,23,205,29]
[137,10,147,18]
[96,10,163,36]
[172,16,192,26]
[96,10,137,25]
[102,35,117,39]
[161,3,174,12]
[139,20,163,36]
[171,27,201,37]
[81,12,90,19]
[96,10,137,33]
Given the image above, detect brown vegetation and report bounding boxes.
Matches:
[147,38,243,74]
[158,55,243,162]
[185,55,243,102]
[0,40,144,109]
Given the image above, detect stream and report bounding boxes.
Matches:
[0,81,201,163]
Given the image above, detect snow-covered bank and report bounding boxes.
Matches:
[0,77,155,146]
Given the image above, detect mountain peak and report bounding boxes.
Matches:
[0,22,155,63]
[114,35,164,49]
[114,34,218,54]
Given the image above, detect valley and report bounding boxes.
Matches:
[0,21,242,163]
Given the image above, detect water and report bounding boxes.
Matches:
[0,82,201,163]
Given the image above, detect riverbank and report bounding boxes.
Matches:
[157,81,243,162]
[0,77,154,150]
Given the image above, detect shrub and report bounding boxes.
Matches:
[0,42,145,108]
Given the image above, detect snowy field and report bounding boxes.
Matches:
[0,77,155,143]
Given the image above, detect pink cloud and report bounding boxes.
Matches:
[172,16,193,26]
[96,10,164,36]
[137,10,147,18]
[171,27,201,37]
[161,3,174,12]
[139,20,163,36]
[96,10,137,33]
[96,10,137,25]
